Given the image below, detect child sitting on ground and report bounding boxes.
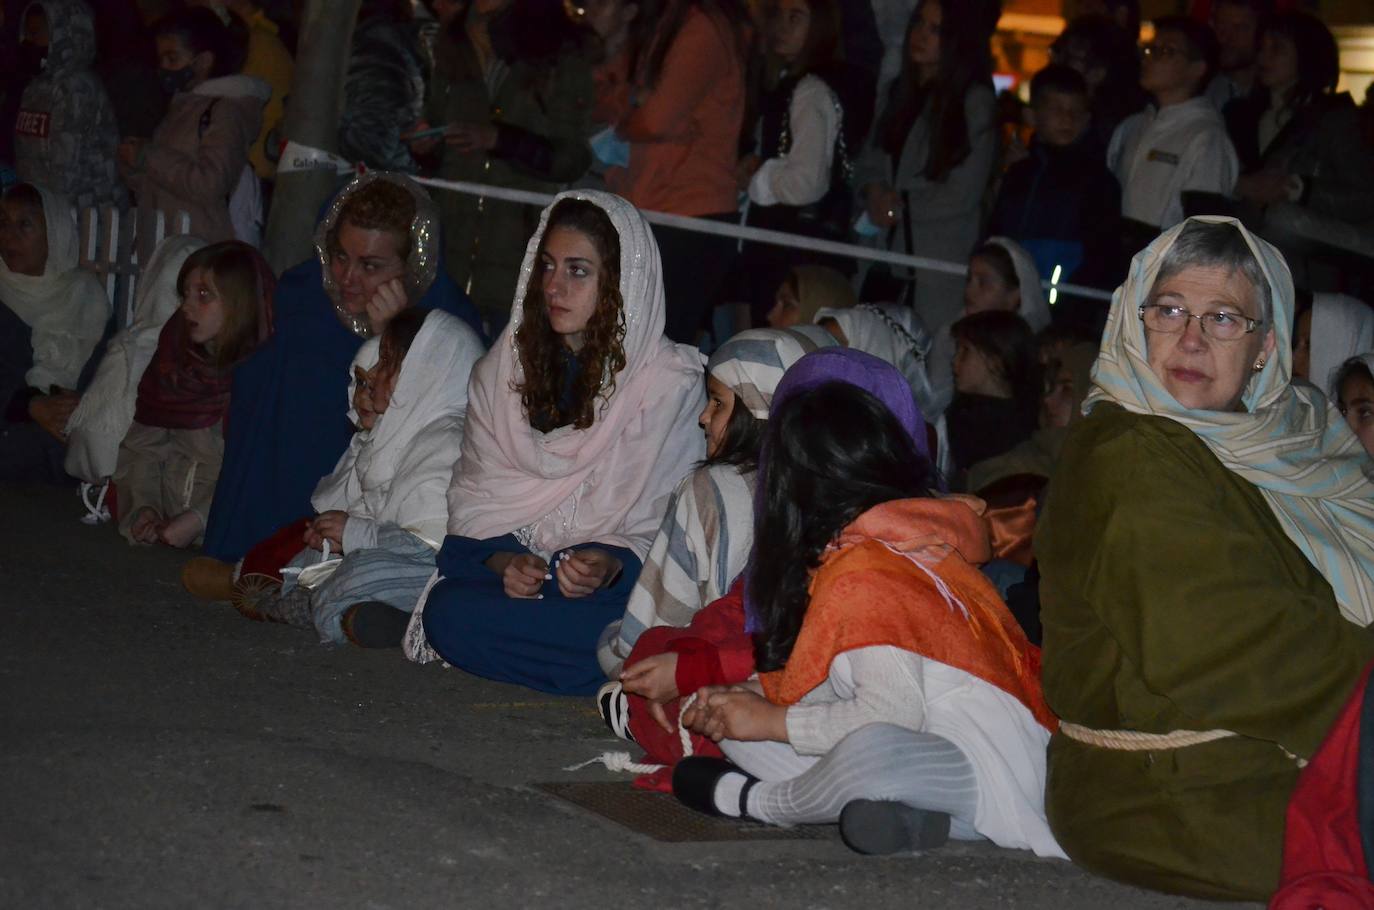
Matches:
[114,241,273,547]
[666,350,1062,860]
[595,327,834,681]
[190,306,484,646]
[595,350,934,783]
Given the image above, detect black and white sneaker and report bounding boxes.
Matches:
[595,681,635,743]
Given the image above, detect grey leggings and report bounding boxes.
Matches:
[721,723,983,838]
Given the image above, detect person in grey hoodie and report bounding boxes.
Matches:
[118,7,268,257]
[12,0,123,209]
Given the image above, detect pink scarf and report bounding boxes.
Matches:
[446,190,705,559]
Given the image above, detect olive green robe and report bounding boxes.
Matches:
[1037,404,1374,901]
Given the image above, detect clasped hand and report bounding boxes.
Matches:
[680,684,788,743]
[488,547,622,599]
[304,510,348,552]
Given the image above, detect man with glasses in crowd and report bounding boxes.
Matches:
[1107,16,1239,231]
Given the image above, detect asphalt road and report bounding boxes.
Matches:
[1,483,1242,909]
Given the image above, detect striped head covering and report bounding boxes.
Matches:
[707,327,839,419]
[1088,216,1374,626]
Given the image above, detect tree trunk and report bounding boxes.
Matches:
[261,0,362,274]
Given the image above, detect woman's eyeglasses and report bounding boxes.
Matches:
[1139,304,1264,341]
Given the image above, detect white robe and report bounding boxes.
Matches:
[0,184,109,391]
[64,236,206,483]
[311,309,485,552]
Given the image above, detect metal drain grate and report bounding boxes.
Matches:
[537,781,836,843]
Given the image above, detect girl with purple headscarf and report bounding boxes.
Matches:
[666,347,1063,860]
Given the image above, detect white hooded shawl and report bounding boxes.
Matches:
[312,309,485,551]
[0,183,109,391]
[446,190,706,560]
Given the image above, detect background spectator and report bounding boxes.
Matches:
[1229,12,1374,233]
[1206,0,1271,113]
[989,63,1121,322]
[1107,16,1236,231]
[734,0,856,324]
[414,0,594,333]
[13,0,123,209]
[189,0,294,186]
[337,0,425,172]
[858,0,1001,328]
[1050,15,1147,152]
[119,7,267,252]
[606,0,749,344]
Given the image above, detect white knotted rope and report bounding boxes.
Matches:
[79,480,111,525]
[564,692,700,775]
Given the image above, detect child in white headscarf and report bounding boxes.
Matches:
[0,181,110,482]
[1291,292,1374,395]
[596,326,836,680]
[229,306,485,646]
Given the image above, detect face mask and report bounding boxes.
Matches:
[158,65,197,96]
[16,42,47,80]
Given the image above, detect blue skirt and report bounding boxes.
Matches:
[422,534,641,696]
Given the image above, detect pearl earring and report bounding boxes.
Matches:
[1254,358,1266,372]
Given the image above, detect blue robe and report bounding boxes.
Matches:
[202,258,482,561]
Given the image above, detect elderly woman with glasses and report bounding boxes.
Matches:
[1035,217,1374,901]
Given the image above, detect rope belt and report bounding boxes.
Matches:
[1058,722,1236,750]
[1059,721,1307,767]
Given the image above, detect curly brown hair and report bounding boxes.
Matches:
[326,179,416,260]
[515,199,628,432]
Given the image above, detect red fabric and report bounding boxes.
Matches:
[621,580,754,791]
[238,517,312,581]
[1271,662,1374,910]
[134,244,276,430]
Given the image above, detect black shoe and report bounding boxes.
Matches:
[340,601,410,648]
[839,799,951,854]
[672,757,757,818]
[595,681,635,743]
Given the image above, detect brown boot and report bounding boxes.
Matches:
[181,557,236,601]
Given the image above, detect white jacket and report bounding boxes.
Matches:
[311,309,485,552]
[1108,97,1239,229]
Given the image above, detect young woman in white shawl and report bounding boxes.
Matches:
[227,306,484,646]
[0,182,110,483]
[595,326,838,681]
[415,191,706,696]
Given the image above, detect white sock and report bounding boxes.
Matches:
[711,770,750,817]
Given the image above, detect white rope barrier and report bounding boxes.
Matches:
[412,174,1116,303]
[276,141,1114,303]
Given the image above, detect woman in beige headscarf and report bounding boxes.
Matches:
[1037,217,1374,901]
